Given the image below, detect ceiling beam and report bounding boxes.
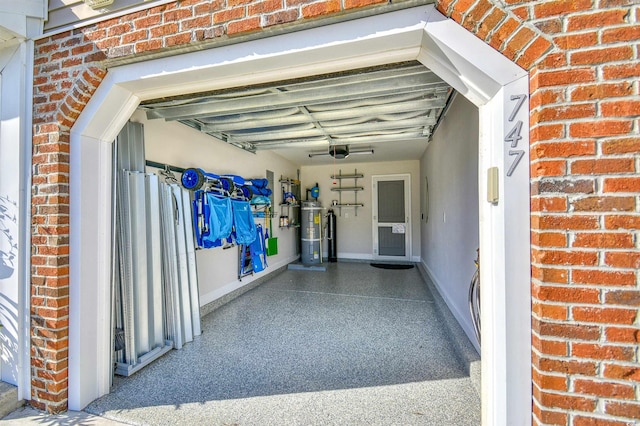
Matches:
[146,73,446,121]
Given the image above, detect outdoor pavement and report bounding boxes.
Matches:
[2,261,480,425]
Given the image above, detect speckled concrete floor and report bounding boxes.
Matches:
[86,262,481,425]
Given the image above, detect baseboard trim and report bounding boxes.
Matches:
[416,261,481,397]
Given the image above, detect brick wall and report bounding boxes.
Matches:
[31,0,639,423]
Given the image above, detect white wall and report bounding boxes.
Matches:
[420,94,479,348]
[301,160,421,260]
[131,110,300,306]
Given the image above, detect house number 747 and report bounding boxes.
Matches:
[506,94,526,177]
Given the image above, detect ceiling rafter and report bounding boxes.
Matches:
[140,62,453,154]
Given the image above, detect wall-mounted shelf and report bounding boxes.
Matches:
[330,169,363,216]
[279,177,301,228]
[331,187,363,192]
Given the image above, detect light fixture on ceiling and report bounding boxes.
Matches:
[308,145,374,158]
[84,0,114,9]
[330,145,349,159]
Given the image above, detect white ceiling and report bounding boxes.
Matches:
[140,62,454,166]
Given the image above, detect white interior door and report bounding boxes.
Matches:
[372,174,411,261]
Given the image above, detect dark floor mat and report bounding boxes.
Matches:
[370,263,414,270]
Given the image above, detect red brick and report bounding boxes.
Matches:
[534,18,563,35]
[573,232,634,248]
[573,307,637,325]
[571,46,634,65]
[534,0,593,18]
[574,378,636,399]
[344,0,386,9]
[554,32,598,50]
[603,63,640,79]
[135,39,163,53]
[461,0,492,32]
[571,83,633,101]
[534,285,600,304]
[532,368,568,391]
[531,89,565,109]
[531,196,568,212]
[570,121,633,138]
[532,266,569,284]
[531,160,566,177]
[575,416,635,426]
[566,9,628,31]
[536,320,601,341]
[538,104,596,122]
[535,178,594,194]
[532,231,567,247]
[603,26,640,44]
[532,302,569,320]
[531,51,568,70]
[605,401,640,419]
[165,32,192,47]
[572,343,636,362]
[503,26,535,60]
[302,0,341,19]
[538,358,598,376]
[150,23,179,38]
[602,100,640,117]
[180,15,212,30]
[538,391,596,411]
[532,215,599,231]
[603,364,640,382]
[531,140,595,158]
[476,8,506,41]
[533,249,598,266]
[488,17,519,51]
[533,403,568,425]
[602,137,640,154]
[572,196,636,212]
[573,269,636,286]
[134,15,162,29]
[605,215,640,230]
[163,8,193,22]
[248,0,282,15]
[571,158,635,175]
[605,290,640,307]
[604,177,640,193]
[264,9,299,27]
[227,17,261,35]
[214,7,245,23]
[605,327,640,343]
[538,68,595,87]
[449,0,475,23]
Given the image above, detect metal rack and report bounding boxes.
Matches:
[279,177,301,228]
[330,169,364,216]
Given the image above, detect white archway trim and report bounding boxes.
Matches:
[69,6,531,425]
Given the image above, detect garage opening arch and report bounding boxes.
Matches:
[69,5,531,424]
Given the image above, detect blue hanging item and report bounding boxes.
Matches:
[203,193,233,246]
[249,224,267,273]
[231,199,256,245]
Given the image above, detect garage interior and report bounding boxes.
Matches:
[90,59,483,423]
